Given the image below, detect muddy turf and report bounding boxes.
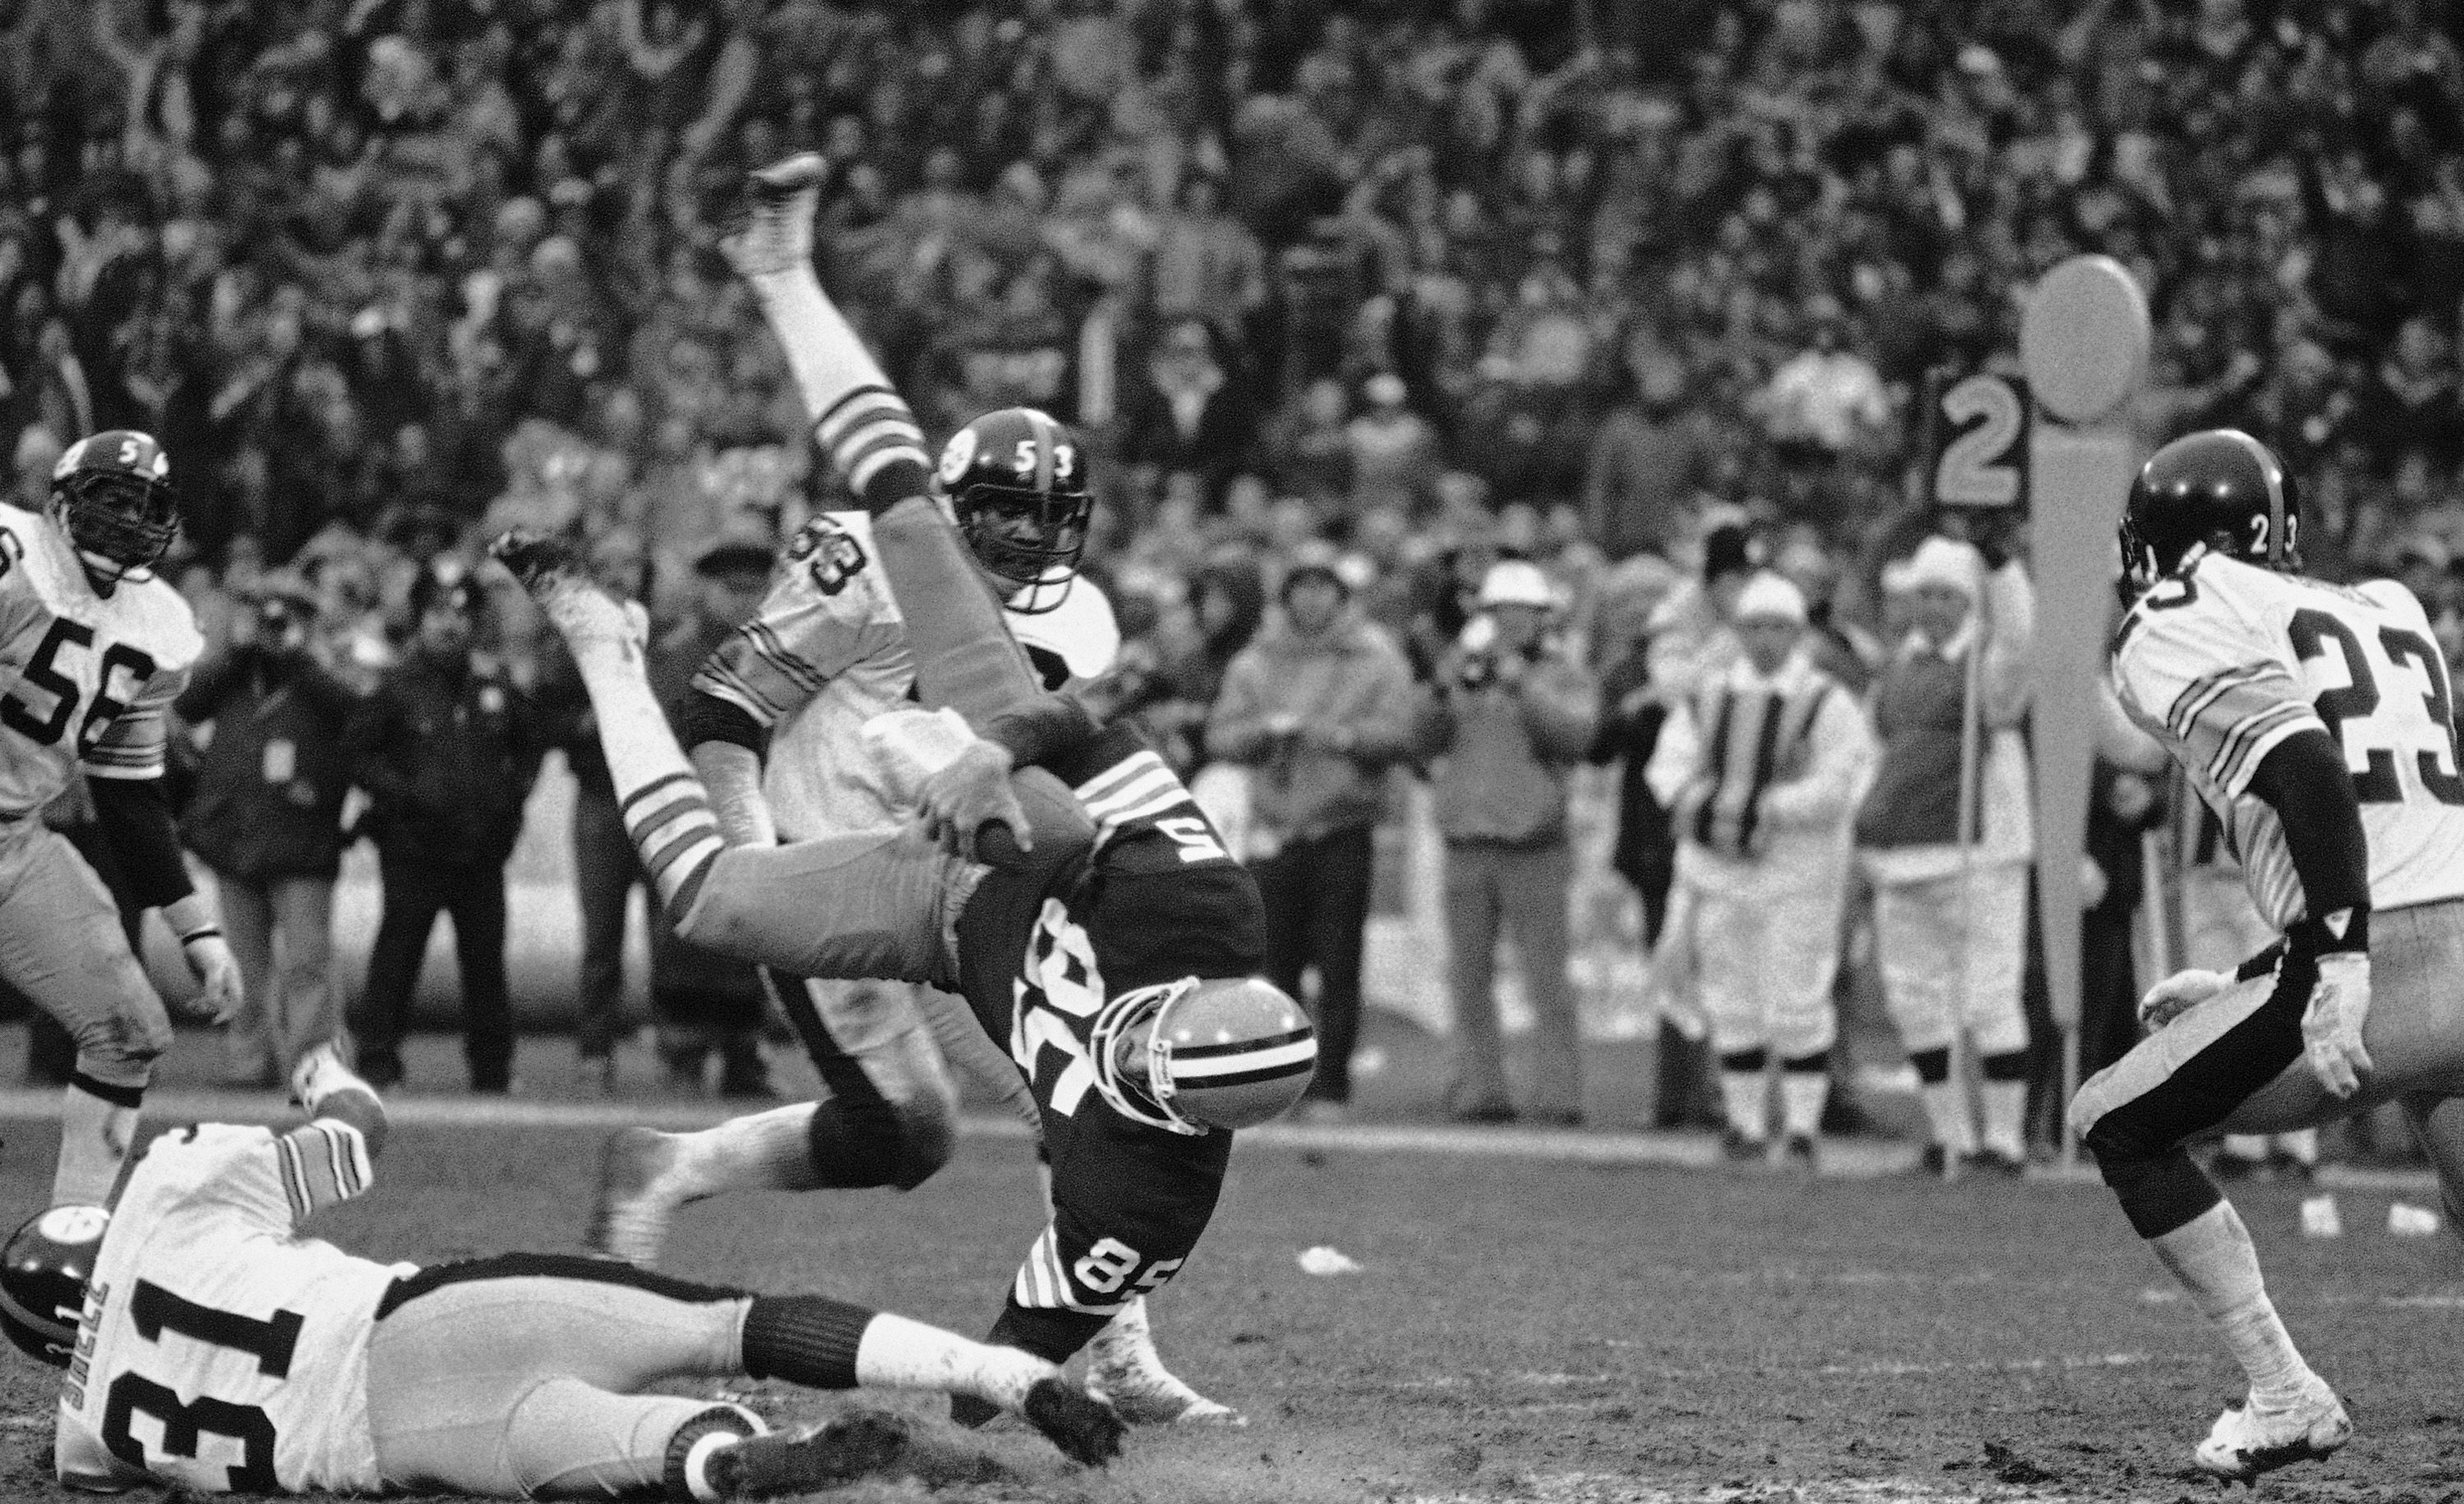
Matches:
[1,1115,2460,1503]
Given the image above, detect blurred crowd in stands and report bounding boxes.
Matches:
[2,0,2461,1163]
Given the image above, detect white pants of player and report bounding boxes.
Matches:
[0,824,173,1090]
[1871,863,2030,1059]
[1694,880,1842,1059]
[367,1270,752,1497]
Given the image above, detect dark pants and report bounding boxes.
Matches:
[1255,824,1377,1104]
[354,852,514,1091]
[572,784,640,1059]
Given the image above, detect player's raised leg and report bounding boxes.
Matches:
[724,155,1036,725]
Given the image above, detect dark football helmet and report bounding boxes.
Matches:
[931,408,1091,616]
[2119,429,2300,592]
[0,1205,108,1368]
[50,430,180,585]
[1088,976,1317,1135]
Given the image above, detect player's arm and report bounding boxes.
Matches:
[81,670,241,1018]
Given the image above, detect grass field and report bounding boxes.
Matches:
[0,1081,2458,1504]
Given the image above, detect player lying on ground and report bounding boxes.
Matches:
[490,195,1314,1416]
[2079,427,2464,1480]
[0,1045,1123,1499]
[0,431,241,1210]
[579,153,1219,1423]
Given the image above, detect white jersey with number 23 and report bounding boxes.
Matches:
[2111,551,2464,934]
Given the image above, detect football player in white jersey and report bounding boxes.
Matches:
[2,1045,1122,1499]
[2079,428,2464,1480]
[585,155,1231,1424]
[0,431,240,1210]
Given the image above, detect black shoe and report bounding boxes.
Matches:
[2268,1150,2320,1183]
[1719,1127,1770,1164]
[712,1411,910,1497]
[1451,1101,1519,1125]
[1779,1132,1818,1170]
[1908,1142,1952,1179]
[1022,1377,1127,1466]
[2212,1149,2264,1182]
[1528,1108,1584,1129]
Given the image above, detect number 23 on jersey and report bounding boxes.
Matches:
[2290,604,2464,806]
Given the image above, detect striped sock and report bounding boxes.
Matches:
[815,386,930,514]
[625,773,727,921]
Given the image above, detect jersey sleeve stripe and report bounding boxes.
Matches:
[692,657,789,728]
[1093,786,1198,828]
[1074,750,1169,805]
[81,757,165,780]
[2166,663,2273,739]
[1082,766,1181,819]
[2209,703,2323,793]
[742,621,829,694]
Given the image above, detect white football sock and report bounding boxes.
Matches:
[1979,1080,2028,1159]
[2221,1133,2268,1160]
[666,1105,824,1200]
[54,1083,137,1207]
[856,1311,1051,1413]
[2152,1201,2314,1406]
[2277,1128,2320,1166]
[1917,1081,1977,1156]
[1717,1069,1769,1142]
[1779,1070,1829,1140]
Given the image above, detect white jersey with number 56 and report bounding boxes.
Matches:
[2111,551,2464,934]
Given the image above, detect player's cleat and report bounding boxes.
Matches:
[722,153,827,281]
[1778,1133,1817,1172]
[1085,1299,1244,1427]
[2192,1379,2351,1481]
[706,1411,910,1497]
[588,1126,690,1268]
[490,530,644,653]
[1022,1377,1127,1466]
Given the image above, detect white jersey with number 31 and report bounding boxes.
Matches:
[2112,551,2464,934]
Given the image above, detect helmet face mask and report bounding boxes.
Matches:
[2119,428,2299,595]
[1088,976,1317,1135]
[934,408,1091,616]
[49,431,181,585]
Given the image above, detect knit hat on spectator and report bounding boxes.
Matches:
[1732,572,1809,626]
[1903,537,1984,599]
[1280,540,1351,599]
[1478,560,1557,611]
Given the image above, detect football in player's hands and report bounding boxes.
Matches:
[1022,1377,1127,1467]
[2137,968,2231,1032]
[916,740,1031,865]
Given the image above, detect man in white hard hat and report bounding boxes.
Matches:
[1648,573,1874,1166]
[1415,560,1599,1124]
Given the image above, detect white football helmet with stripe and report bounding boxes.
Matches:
[1089,976,1316,1135]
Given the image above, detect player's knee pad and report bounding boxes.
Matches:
[805,1089,953,1191]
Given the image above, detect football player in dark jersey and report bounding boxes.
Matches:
[489,169,1313,1410]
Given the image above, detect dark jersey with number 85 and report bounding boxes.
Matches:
[953,723,1264,1361]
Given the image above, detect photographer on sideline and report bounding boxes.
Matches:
[177,570,363,1086]
[1414,561,1599,1124]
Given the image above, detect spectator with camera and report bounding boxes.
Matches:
[1207,542,1417,1121]
[1416,560,1599,1125]
[344,563,549,1094]
[176,569,362,1088]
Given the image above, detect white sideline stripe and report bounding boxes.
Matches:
[0,1089,2433,1189]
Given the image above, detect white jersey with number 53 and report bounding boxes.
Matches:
[2111,551,2464,934]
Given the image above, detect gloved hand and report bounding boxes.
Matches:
[2137,968,2232,1032]
[2300,952,2373,1098]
